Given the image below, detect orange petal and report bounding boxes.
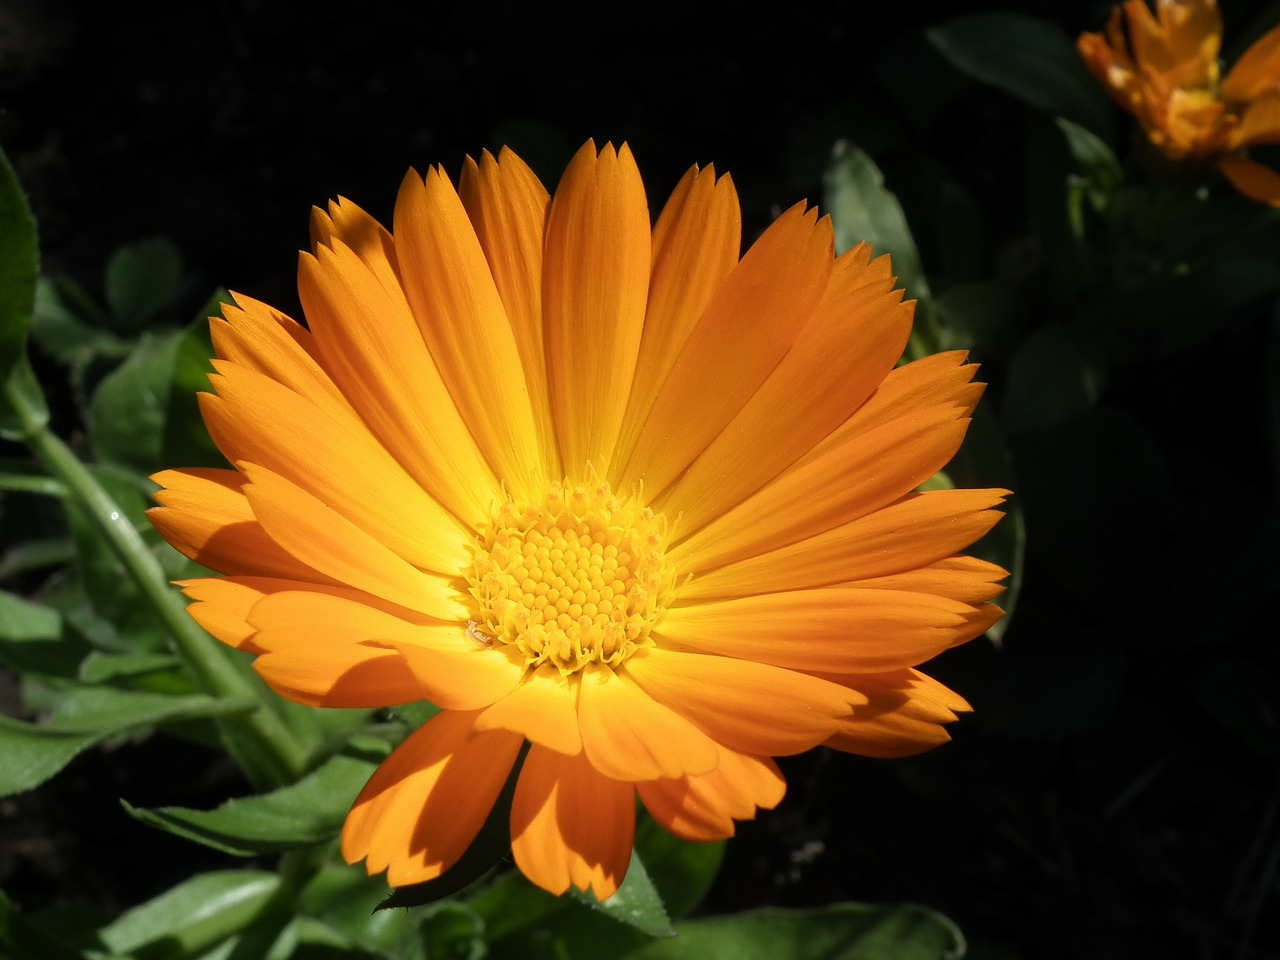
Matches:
[621,203,832,499]
[459,148,559,475]
[210,294,352,421]
[854,556,1010,605]
[474,662,582,755]
[1221,21,1280,101]
[612,164,741,474]
[247,590,524,709]
[638,748,785,842]
[309,196,402,299]
[239,463,469,622]
[543,142,651,474]
[822,669,972,758]
[176,575,300,652]
[577,662,719,781]
[393,167,545,499]
[342,710,523,887]
[298,239,500,527]
[621,647,860,756]
[149,468,327,582]
[660,255,912,531]
[510,744,635,899]
[201,363,470,577]
[667,404,973,568]
[676,488,1009,600]
[1217,155,1280,206]
[658,588,979,672]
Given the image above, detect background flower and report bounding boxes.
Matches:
[1078,0,1280,203]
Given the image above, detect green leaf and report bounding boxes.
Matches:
[631,816,724,921]
[124,750,379,856]
[822,142,943,360]
[1001,325,1104,434]
[0,143,38,383]
[87,330,183,470]
[96,869,280,958]
[105,237,183,330]
[0,889,89,960]
[624,903,965,960]
[823,141,931,304]
[0,687,254,797]
[79,650,181,683]
[0,589,85,677]
[30,276,131,374]
[928,13,1113,136]
[569,849,673,938]
[297,863,424,959]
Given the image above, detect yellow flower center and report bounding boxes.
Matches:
[467,471,673,674]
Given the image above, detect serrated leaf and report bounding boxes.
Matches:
[97,869,280,958]
[0,687,254,796]
[928,13,1113,136]
[298,863,425,959]
[632,816,724,921]
[105,236,183,330]
[124,750,379,856]
[569,849,673,938]
[624,903,966,960]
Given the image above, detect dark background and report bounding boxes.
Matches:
[3,1,1280,958]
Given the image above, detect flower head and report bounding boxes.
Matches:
[1078,0,1280,204]
[149,141,1008,899]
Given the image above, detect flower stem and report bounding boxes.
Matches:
[10,384,310,787]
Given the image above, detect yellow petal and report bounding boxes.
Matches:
[298,238,500,526]
[658,588,978,672]
[612,164,741,473]
[543,141,652,474]
[621,647,860,756]
[854,556,1010,605]
[459,148,559,474]
[392,166,544,499]
[149,468,327,582]
[577,662,719,781]
[201,362,470,577]
[247,590,524,709]
[510,744,635,899]
[342,710,523,887]
[677,488,1009,600]
[621,203,832,498]
[660,255,912,531]
[474,662,582,755]
[239,463,469,622]
[637,748,785,842]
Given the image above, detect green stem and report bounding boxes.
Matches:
[9,385,310,787]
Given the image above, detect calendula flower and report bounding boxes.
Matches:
[148,141,1008,899]
[1078,0,1280,204]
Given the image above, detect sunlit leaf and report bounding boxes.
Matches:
[0,687,254,797]
[124,750,380,856]
[96,869,280,958]
[569,849,674,938]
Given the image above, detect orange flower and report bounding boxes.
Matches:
[148,142,1008,899]
[1078,0,1280,204]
